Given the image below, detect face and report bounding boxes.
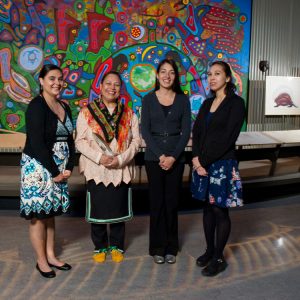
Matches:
[207,64,230,93]
[100,74,121,103]
[157,62,176,90]
[39,69,63,98]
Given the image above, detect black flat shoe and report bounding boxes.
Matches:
[165,254,176,264]
[196,252,213,267]
[153,255,165,264]
[201,258,228,277]
[36,264,56,278]
[48,263,72,271]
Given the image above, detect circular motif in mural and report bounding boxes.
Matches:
[117,12,127,24]
[106,7,113,14]
[47,34,56,44]
[239,13,247,24]
[166,17,175,26]
[6,113,20,126]
[1,109,25,131]
[130,25,145,41]
[6,101,13,108]
[167,33,177,43]
[115,32,128,46]
[130,64,156,92]
[18,46,43,72]
[74,0,85,12]
[147,19,157,30]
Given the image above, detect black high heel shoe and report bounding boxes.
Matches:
[36,264,56,278]
[48,263,72,271]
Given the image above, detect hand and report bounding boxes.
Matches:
[100,154,114,167]
[53,173,64,182]
[159,156,175,171]
[196,166,208,176]
[62,170,72,179]
[106,156,119,169]
[159,154,166,164]
[192,156,208,176]
[192,156,200,168]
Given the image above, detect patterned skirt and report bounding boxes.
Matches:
[20,142,70,219]
[191,159,243,208]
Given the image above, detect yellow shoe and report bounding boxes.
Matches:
[93,249,107,263]
[110,248,124,263]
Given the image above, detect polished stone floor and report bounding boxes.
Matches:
[0,195,299,299]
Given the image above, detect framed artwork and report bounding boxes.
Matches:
[265,76,300,115]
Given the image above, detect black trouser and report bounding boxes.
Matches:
[91,222,125,251]
[145,161,184,256]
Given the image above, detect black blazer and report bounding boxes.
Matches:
[192,93,246,168]
[23,96,75,177]
[141,91,191,161]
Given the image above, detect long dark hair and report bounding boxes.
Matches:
[155,58,184,94]
[209,61,236,96]
[38,64,62,94]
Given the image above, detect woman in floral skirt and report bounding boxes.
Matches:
[191,61,245,276]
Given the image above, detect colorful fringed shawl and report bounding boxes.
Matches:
[83,99,133,153]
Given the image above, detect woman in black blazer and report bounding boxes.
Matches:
[141,59,191,264]
[192,61,245,276]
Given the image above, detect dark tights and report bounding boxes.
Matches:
[203,201,231,259]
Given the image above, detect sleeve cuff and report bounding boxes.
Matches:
[117,155,123,167]
[96,153,102,164]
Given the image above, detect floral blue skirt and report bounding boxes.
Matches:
[191,159,243,208]
[20,142,70,219]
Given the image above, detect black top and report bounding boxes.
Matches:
[23,95,75,177]
[141,91,191,161]
[160,103,173,117]
[192,93,246,168]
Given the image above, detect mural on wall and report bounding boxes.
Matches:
[0,0,251,136]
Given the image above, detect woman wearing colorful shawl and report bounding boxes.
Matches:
[75,71,141,263]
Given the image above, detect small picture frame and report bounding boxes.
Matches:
[265,76,300,115]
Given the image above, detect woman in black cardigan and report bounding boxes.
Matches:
[141,59,191,264]
[192,61,245,276]
[20,64,75,278]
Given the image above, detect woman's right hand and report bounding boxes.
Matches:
[192,156,208,176]
[53,173,65,182]
[196,166,208,176]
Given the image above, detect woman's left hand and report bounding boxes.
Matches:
[62,170,72,179]
[107,156,119,169]
[160,156,175,171]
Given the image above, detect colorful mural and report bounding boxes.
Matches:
[0,0,251,134]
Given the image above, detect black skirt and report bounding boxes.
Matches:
[86,180,132,224]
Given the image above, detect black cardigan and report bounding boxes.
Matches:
[192,94,246,168]
[23,95,75,177]
[141,91,191,161]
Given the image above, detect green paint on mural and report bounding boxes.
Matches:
[130,65,156,92]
